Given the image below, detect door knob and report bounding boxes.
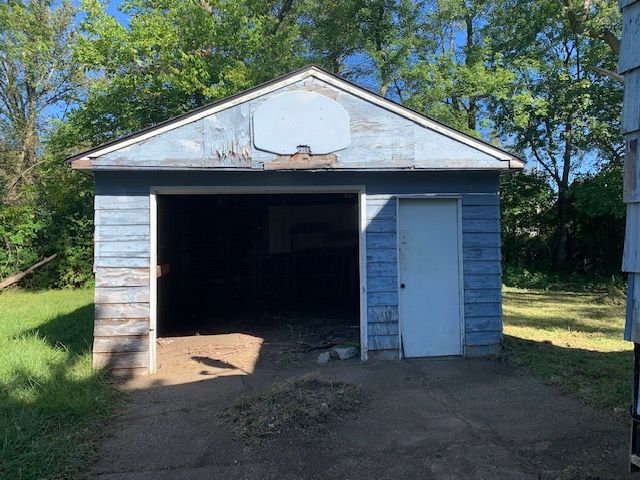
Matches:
[400,283,406,289]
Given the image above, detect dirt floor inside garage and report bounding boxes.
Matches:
[86,339,632,480]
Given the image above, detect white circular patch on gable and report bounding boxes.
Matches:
[253,91,350,155]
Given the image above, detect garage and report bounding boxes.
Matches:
[70,65,524,373]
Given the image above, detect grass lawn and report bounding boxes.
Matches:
[502,286,632,415]
[0,289,118,480]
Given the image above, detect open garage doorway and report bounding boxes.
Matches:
[151,190,363,375]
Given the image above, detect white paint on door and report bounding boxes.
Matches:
[398,198,462,357]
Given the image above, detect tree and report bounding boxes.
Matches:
[0,0,89,285]
[500,171,555,269]
[398,0,514,135]
[485,0,622,267]
[68,0,309,146]
[0,0,83,200]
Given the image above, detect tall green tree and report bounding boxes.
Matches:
[0,0,90,285]
[68,0,308,146]
[485,0,622,267]
[398,0,514,135]
[0,0,82,200]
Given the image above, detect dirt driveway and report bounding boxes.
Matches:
[89,335,630,479]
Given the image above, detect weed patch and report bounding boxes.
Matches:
[222,376,365,440]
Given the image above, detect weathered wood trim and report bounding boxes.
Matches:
[359,190,368,360]
[94,318,150,336]
[624,132,640,202]
[71,158,92,170]
[263,153,337,170]
[93,351,148,369]
[93,335,149,353]
[95,286,149,304]
[95,303,150,319]
[149,192,158,373]
[623,69,640,134]
[620,1,640,74]
[624,202,640,272]
[95,267,149,287]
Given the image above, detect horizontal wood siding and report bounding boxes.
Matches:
[624,202,640,272]
[365,195,399,352]
[623,69,640,135]
[93,351,148,369]
[461,196,502,350]
[620,1,640,74]
[93,192,150,369]
[93,170,503,369]
[624,131,640,203]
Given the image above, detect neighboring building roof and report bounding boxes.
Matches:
[69,65,524,171]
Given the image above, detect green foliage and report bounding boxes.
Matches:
[70,0,308,144]
[0,0,91,288]
[502,264,626,291]
[500,166,625,276]
[0,0,83,180]
[500,171,555,269]
[0,202,44,278]
[0,151,94,288]
[0,289,119,479]
[569,166,625,273]
[502,286,631,414]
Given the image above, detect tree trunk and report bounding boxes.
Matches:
[553,120,574,268]
[553,188,570,268]
[0,254,57,290]
[463,5,477,131]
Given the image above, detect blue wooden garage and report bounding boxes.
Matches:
[69,66,524,373]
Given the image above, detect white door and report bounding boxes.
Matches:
[398,198,462,357]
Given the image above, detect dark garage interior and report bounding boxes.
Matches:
[156,193,360,346]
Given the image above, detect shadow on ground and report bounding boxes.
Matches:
[502,335,633,413]
[88,340,632,480]
[2,305,118,480]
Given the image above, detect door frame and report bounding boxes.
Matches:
[395,195,465,359]
[149,185,368,374]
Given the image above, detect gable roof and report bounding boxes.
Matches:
[68,65,524,170]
